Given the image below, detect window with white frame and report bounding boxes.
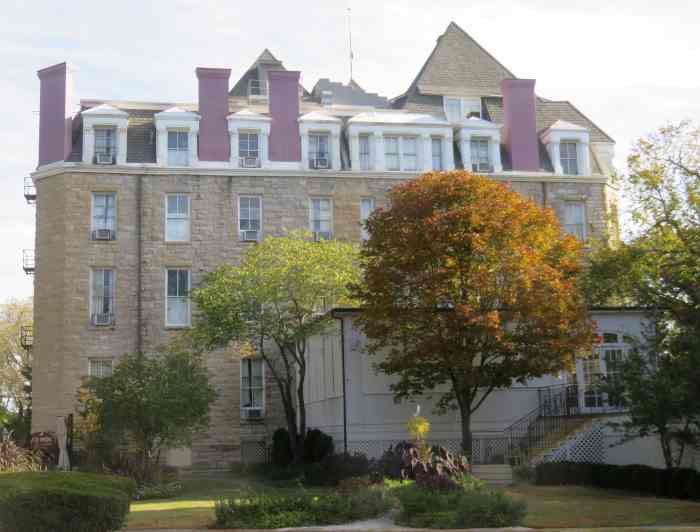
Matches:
[165,194,190,242]
[166,269,190,327]
[239,132,260,167]
[470,137,491,172]
[445,97,462,122]
[89,358,113,378]
[91,268,115,326]
[309,133,330,169]
[402,137,418,171]
[560,141,579,175]
[167,131,189,166]
[563,202,587,241]
[239,196,261,242]
[91,193,116,240]
[431,137,443,170]
[359,134,371,170]
[360,198,375,241]
[310,198,332,240]
[241,358,264,417]
[384,136,400,170]
[94,127,116,164]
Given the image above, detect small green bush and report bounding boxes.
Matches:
[303,428,334,463]
[0,433,44,473]
[393,482,526,529]
[303,452,373,486]
[0,471,136,532]
[271,428,293,467]
[134,481,184,500]
[213,488,389,529]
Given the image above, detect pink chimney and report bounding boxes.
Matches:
[37,62,73,167]
[268,70,301,162]
[501,79,539,172]
[196,67,231,161]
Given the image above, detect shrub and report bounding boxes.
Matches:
[134,481,184,501]
[376,441,414,480]
[0,471,136,532]
[303,428,334,463]
[393,482,526,528]
[271,428,293,467]
[513,464,535,483]
[534,461,700,500]
[213,488,389,529]
[303,452,373,486]
[0,432,44,473]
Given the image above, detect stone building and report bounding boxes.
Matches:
[29,22,621,470]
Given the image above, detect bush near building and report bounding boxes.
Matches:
[535,461,700,500]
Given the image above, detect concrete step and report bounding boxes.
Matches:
[472,464,513,485]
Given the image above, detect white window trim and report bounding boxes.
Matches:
[167,129,191,167]
[443,96,481,124]
[165,268,192,328]
[89,268,115,326]
[165,193,191,242]
[456,119,503,174]
[88,357,114,378]
[90,192,117,240]
[299,113,342,170]
[227,111,271,168]
[240,357,266,418]
[82,105,129,165]
[154,108,200,167]
[238,195,263,242]
[309,197,334,240]
[540,125,591,176]
[563,201,588,241]
[360,197,375,241]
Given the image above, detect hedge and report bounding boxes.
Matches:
[0,471,136,532]
[535,461,700,500]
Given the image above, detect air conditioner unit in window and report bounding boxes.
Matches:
[472,163,493,173]
[92,229,115,241]
[91,312,114,326]
[96,153,114,165]
[242,408,263,420]
[310,157,329,169]
[240,230,259,242]
[240,156,261,168]
[313,231,332,242]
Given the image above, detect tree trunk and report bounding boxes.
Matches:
[660,431,674,469]
[458,400,473,460]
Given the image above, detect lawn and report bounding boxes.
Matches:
[127,475,700,530]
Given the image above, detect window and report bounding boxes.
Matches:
[445,97,462,122]
[239,132,260,167]
[402,137,418,171]
[560,141,579,175]
[239,196,262,242]
[470,138,491,172]
[431,137,443,170]
[321,90,333,106]
[360,198,375,241]
[89,358,113,378]
[582,357,603,408]
[241,358,264,417]
[604,348,625,407]
[166,269,190,327]
[359,134,371,170]
[91,268,115,326]
[167,131,189,166]
[384,136,400,170]
[166,194,190,241]
[563,202,587,240]
[91,193,116,240]
[310,198,332,240]
[309,133,330,169]
[94,127,116,164]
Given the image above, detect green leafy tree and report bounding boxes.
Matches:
[79,345,216,483]
[191,231,360,462]
[586,121,700,467]
[354,171,593,454]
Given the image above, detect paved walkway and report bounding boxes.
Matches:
[124,525,700,531]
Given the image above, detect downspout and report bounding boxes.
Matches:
[338,315,348,454]
[136,174,143,354]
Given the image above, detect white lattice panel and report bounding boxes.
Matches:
[540,420,605,464]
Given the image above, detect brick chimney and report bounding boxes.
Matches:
[196,67,231,161]
[501,79,539,172]
[268,70,301,162]
[37,62,73,167]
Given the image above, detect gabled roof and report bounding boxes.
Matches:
[82,103,128,117]
[299,111,341,123]
[546,119,589,132]
[405,22,515,100]
[227,109,270,121]
[256,48,281,64]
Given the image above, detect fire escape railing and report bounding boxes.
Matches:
[20,325,33,349]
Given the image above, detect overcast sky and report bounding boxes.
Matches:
[1,0,699,303]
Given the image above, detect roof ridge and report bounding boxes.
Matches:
[446,21,516,79]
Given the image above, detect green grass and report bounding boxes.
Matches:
[126,475,700,530]
[504,484,700,528]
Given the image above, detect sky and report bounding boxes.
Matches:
[1,0,699,302]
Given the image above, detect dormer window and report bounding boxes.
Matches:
[167,131,189,166]
[321,90,333,106]
[444,97,481,123]
[309,133,330,169]
[359,134,371,170]
[445,97,462,122]
[94,127,116,165]
[239,131,260,168]
[470,137,491,172]
[228,109,271,169]
[560,141,579,175]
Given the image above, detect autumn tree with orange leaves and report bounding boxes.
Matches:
[353,171,593,454]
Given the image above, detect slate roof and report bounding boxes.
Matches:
[311,78,388,107]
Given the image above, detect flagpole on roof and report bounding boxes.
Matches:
[347,6,354,82]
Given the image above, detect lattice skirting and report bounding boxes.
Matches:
[541,421,605,464]
[241,440,270,464]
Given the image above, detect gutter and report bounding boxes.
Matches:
[331,311,349,455]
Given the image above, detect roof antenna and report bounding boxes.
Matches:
[347,6,354,83]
